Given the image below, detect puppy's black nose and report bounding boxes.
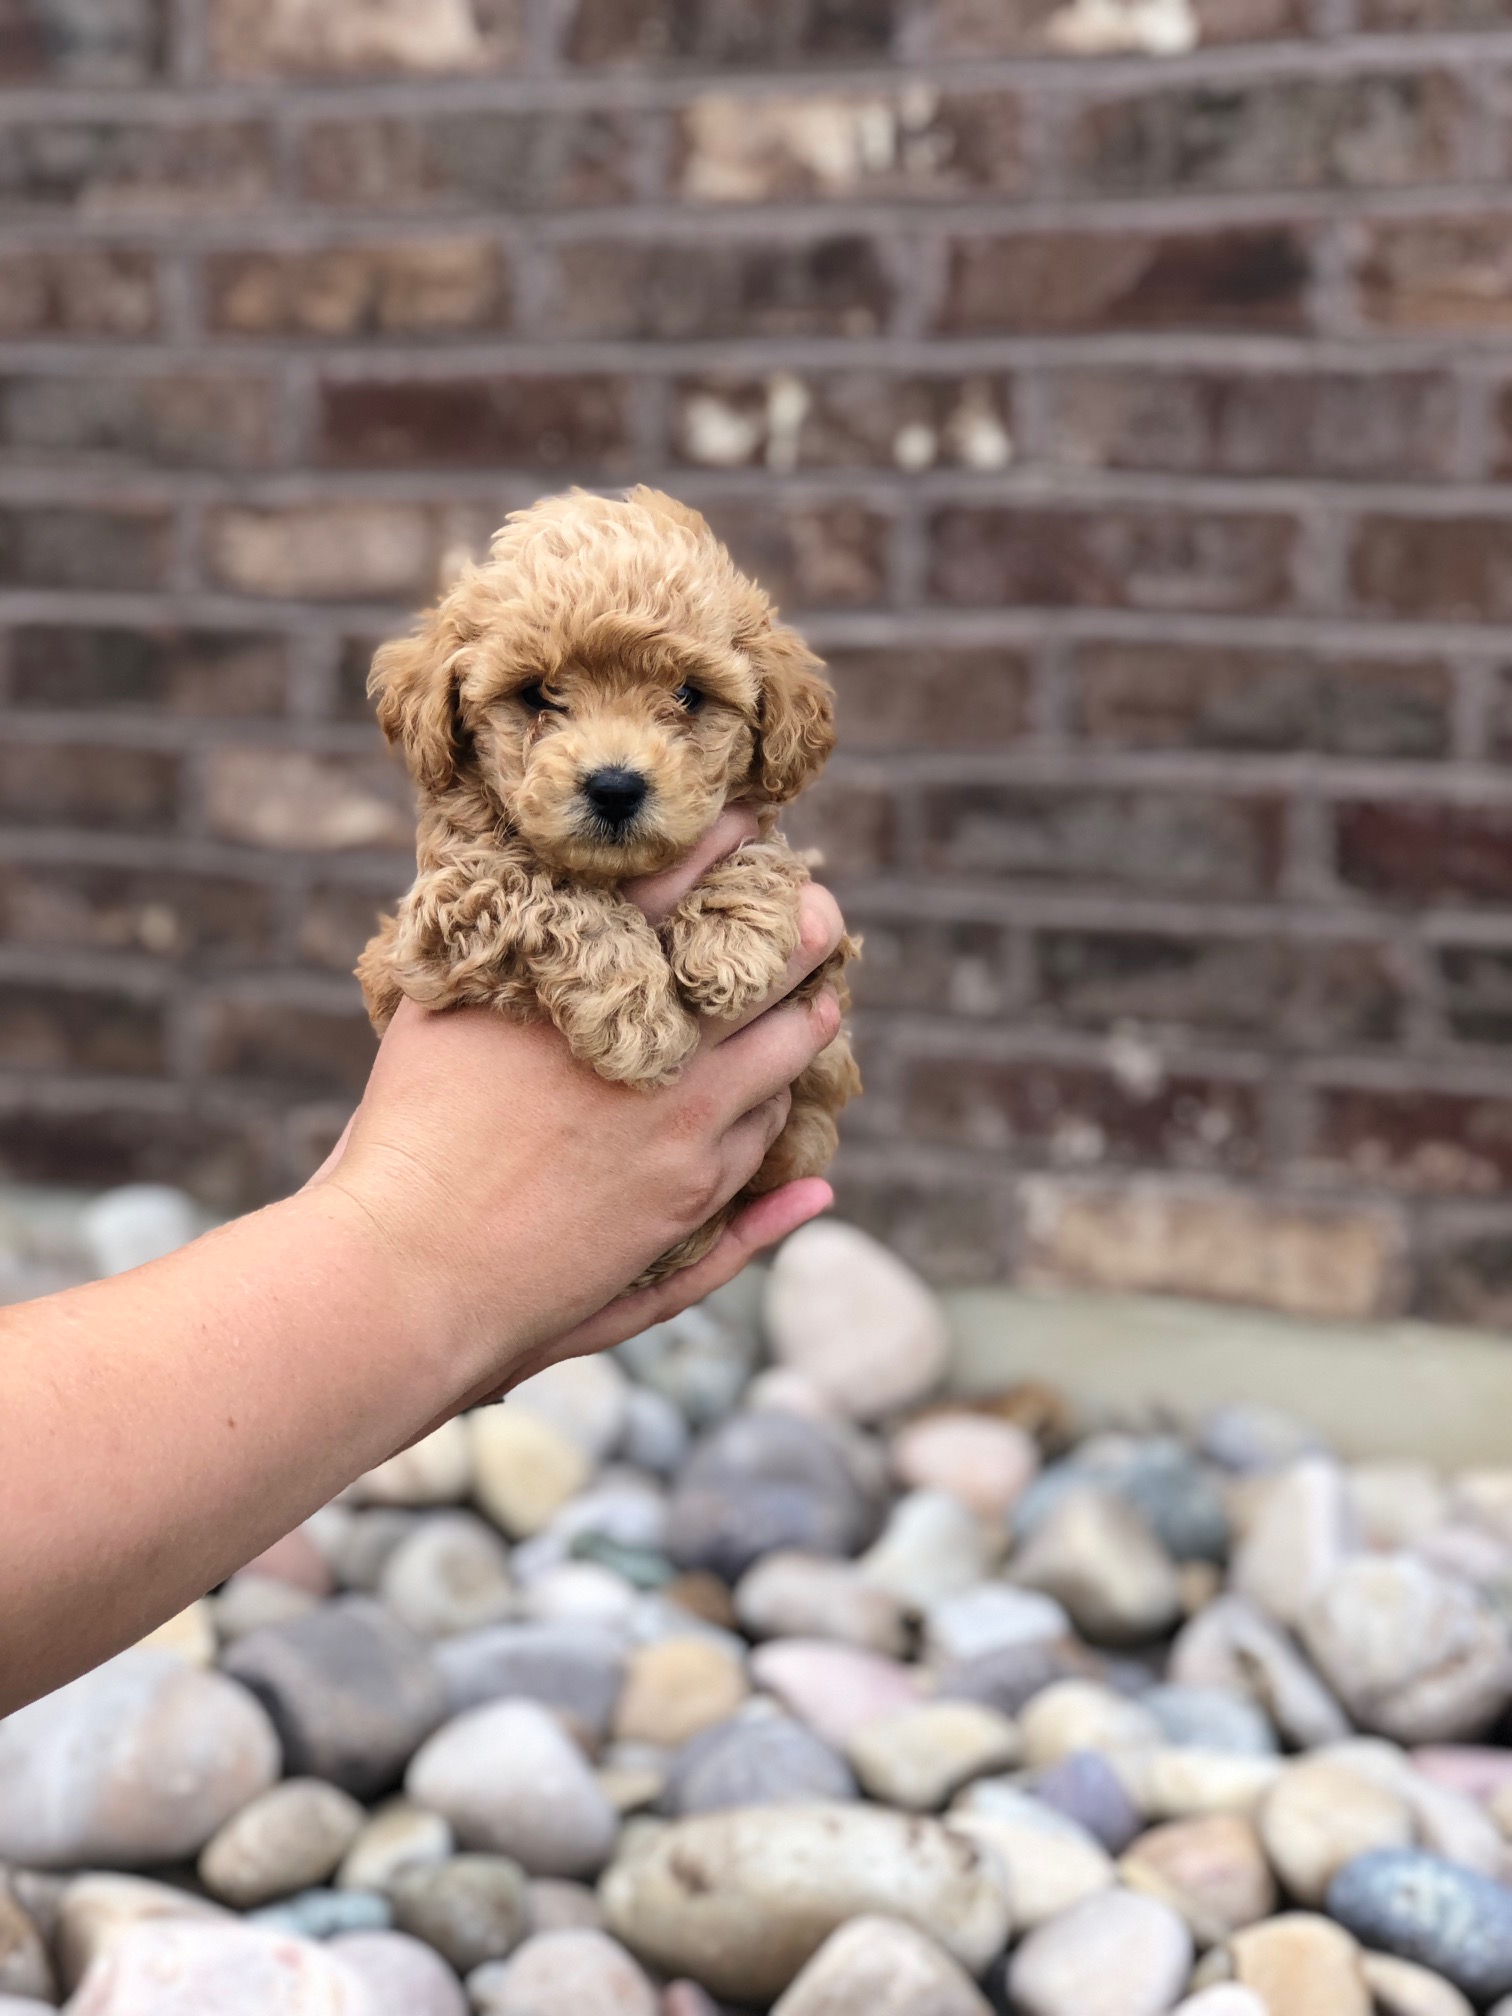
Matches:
[583,766,648,829]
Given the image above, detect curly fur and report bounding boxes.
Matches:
[357,486,860,1283]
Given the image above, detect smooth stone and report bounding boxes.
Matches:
[1258,1757,1413,1909]
[470,1928,658,2016]
[1323,1738,1506,1879]
[1033,1751,1145,1855]
[1229,1914,1370,2016]
[507,1357,629,1462]
[614,1293,760,1428]
[0,1649,280,1866]
[134,1599,217,1666]
[378,1514,514,1639]
[519,1468,664,1562]
[845,1702,1021,1812]
[1018,1438,1230,1566]
[527,1879,604,1934]
[1326,1849,1512,2004]
[600,1804,1011,2004]
[354,1418,472,1508]
[249,1889,391,1940]
[667,1412,883,1583]
[1361,1953,1476,2016]
[859,1491,993,1611]
[771,1914,993,2016]
[0,1873,52,2001]
[891,1415,1039,1522]
[1113,1748,1282,1824]
[749,1641,922,1748]
[620,1387,689,1476]
[748,1368,836,1419]
[67,1920,372,2016]
[56,1875,228,1994]
[1119,1814,1277,1945]
[935,1642,1087,1719]
[1019,1679,1161,1769]
[1170,1595,1351,1749]
[328,1931,468,2016]
[613,1638,748,1748]
[765,1221,949,1423]
[1143,1686,1278,1758]
[627,1595,744,1659]
[223,1596,446,1799]
[215,1574,321,1640]
[244,1526,336,1596]
[199,1778,366,1908]
[405,1700,619,1877]
[662,1986,724,2016]
[81,1182,203,1273]
[1413,1745,1512,1804]
[948,1782,1115,1927]
[735,1552,908,1656]
[1231,1457,1353,1632]
[337,1801,455,1892]
[1174,1995,1268,2016]
[330,1511,424,1593]
[389,1855,528,1971]
[1301,1555,1512,1744]
[664,1714,857,1816]
[922,1585,1070,1666]
[435,1622,625,1735]
[598,1742,670,1818]
[1011,1489,1181,1646]
[1007,1890,1193,2016]
[469,1412,591,1539]
[1200,1404,1324,1474]
[1349,1463,1451,1550]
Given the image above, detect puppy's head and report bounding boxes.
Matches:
[371,487,834,881]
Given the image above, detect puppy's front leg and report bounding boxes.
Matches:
[661,839,809,1021]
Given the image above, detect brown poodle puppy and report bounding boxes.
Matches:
[357,486,860,1283]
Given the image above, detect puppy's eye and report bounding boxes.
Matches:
[674,683,704,713]
[518,681,562,714]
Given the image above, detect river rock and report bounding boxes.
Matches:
[613,1637,748,1747]
[600,1804,1011,2003]
[664,1714,857,1815]
[1200,1405,1324,1475]
[328,1510,423,1593]
[936,1642,1086,1718]
[1033,1750,1144,1854]
[68,1920,373,2016]
[846,1702,1021,1811]
[377,1514,514,1639]
[0,1875,51,2002]
[337,1801,454,1892]
[615,1301,758,1426]
[1174,1994,1268,2016]
[435,1621,625,1733]
[1007,1889,1193,2016]
[216,1574,321,1640]
[1119,1813,1276,1945]
[507,1357,629,1461]
[250,1888,391,1940]
[771,1914,993,2016]
[765,1222,949,1422]
[620,1387,689,1475]
[528,1879,603,1933]
[1257,1757,1412,1908]
[668,1411,883,1582]
[948,1782,1115,1927]
[859,1491,993,1611]
[389,1855,528,1971]
[354,1420,472,1507]
[328,1931,468,2016]
[55,1875,229,1994]
[1170,1595,1351,1749]
[1143,1686,1277,1758]
[405,1700,618,1877]
[1019,1679,1162,1768]
[224,1597,446,1798]
[470,1411,591,1539]
[470,1928,658,2016]
[134,1599,216,1666]
[1326,1848,1512,2004]
[199,1778,365,1907]
[923,1585,1070,1666]
[749,1640,923,1747]
[1113,1748,1281,1822]
[1229,1913,1370,2016]
[244,1526,335,1596]
[1232,1459,1352,1631]
[891,1414,1039,1522]
[735,1552,908,1655]
[1012,1490,1182,1645]
[0,1650,280,1866]
[1361,1953,1476,2016]
[1021,1438,1229,1566]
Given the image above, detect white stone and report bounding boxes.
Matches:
[1008,1889,1193,2016]
[328,1931,469,2016]
[67,1920,374,2016]
[735,1552,908,1656]
[948,1782,1115,1928]
[846,1702,1021,1811]
[1019,1679,1162,1769]
[82,1184,205,1275]
[771,1914,994,2015]
[468,1928,657,2016]
[923,1585,1070,1665]
[354,1420,472,1508]
[506,1357,630,1462]
[337,1803,455,1893]
[1111,1749,1282,1822]
[378,1514,515,1638]
[859,1492,993,1611]
[56,1875,230,1994]
[1257,1758,1413,1909]
[891,1414,1040,1522]
[765,1223,950,1422]
[1011,1490,1181,1645]
[199,1780,366,1909]
[1232,1459,1353,1631]
[469,1411,591,1539]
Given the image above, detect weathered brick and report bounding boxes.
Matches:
[930,0,1301,55]
[1314,1086,1512,1194]
[703,499,890,608]
[1439,947,1512,1046]
[0,250,156,337]
[1337,800,1512,906]
[206,504,439,602]
[905,1053,1262,1171]
[0,743,178,831]
[210,0,521,76]
[674,372,1012,472]
[783,776,896,876]
[206,747,412,852]
[1361,0,1505,24]
[555,236,893,339]
[0,0,164,81]
[298,882,396,972]
[1037,929,1286,1033]
[337,635,384,722]
[830,1164,1009,1282]
[300,111,636,210]
[828,646,1030,750]
[0,120,273,215]
[318,375,633,471]
[923,783,1281,896]
[847,916,1019,1016]
[1065,74,1463,197]
[201,997,375,1095]
[0,982,163,1075]
[1041,367,1458,480]
[0,506,170,592]
[1073,642,1453,758]
[674,88,1021,201]
[1288,943,1407,1049]
[943,227,1311,335]
[1351,515,1512,622]
[929,505,1296,614]
[1359,218,1512,331]
[0,374,273,469]
[206,241,510,337]
[1021,1177,1405,1320]
[10,628,287,716]
[567,0,899,65]
[0,863,274,962]
[0,1103,261,1207]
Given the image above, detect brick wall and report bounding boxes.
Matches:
[5,0,1512,1326]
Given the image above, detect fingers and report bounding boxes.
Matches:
[622,803,762,926]
[719,1085,792,1192]
[701,985,840,1128]
[701,880,845,1048]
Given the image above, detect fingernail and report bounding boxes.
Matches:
[815,990,841,1040]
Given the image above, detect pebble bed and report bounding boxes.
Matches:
[7,1213,1512,2014]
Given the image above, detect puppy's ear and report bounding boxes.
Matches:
[369,617,466,794]
[748,622,835,805]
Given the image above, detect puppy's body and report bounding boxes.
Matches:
[358,487,859,1282]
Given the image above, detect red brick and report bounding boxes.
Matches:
[829,1164,1009,1282]
[206,747,412,852]
[1073,642,1453,758]
[929,505,1296,614]
[922,784,1282,897]
[10,627,287,716]
[1065,74,1462,197]
[704,500,891,608]
[206,504,439,602]
[210,0,522,76]
[905,1053,1263,1173]
[0,1103,261,1207]
[317,375,633,471]
[782,777,896,877]
[1351,515,1512,622]
[555,237,893,340]
[1337,800,1512,906]
[300,111,636,210]
[1287,944,1407,1049]
[1041,367,1458,480]
[0,120,273,214]
[201,997,374,1095]
[847,916,1019,1017]
[0,0,164,81]
[1037,930,1286,1034]
[1438,947,1512,1046]
[206,241,510,337]
[0,374,274,469]
[940,227,1311,334]
[1314,1086,1512,1194]
[828,646,1030,751]
[567,0,899,64]
[0,506,170,591]
[0,863,274,962]
[0,250,156,337]
[0,982,163,1074]
[1359,218,1512,331]
[0,743,179,831]
[931,0,1301,54]
[674,372,1012,473]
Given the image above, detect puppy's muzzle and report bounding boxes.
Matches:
[582,765,649,834]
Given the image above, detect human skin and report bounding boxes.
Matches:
[0,809,843,1713]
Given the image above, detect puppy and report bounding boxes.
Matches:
[357,486,860,1283]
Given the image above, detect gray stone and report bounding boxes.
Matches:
[1199,1404,1325,1474]
[377,1514,515,1639]
[665,1715,858,1816]
[469,1928,658,2016]
[935,1642,1087,1718]
[923,1585,1070,1666]
[1170,1595,1351,1750]
[328,1931,468,2016]
[1012,1489,1182,1646]
[1143,1685,1279,1757]
[1033,1751,1144,1855]
[1007,1890,1193,2016]
[620,1388,690,1475]
[434,1622,625,1736]
[249,1888,391,1940]
[735,1552,908,1656]
[1327,1849,1512,2005]
[765,1221,950,1423]
[667,1412,884,1582]
[330,1511,424,1593]
[858,1491,993,1611]
[771,1914,993,2015]
[389,1855,529,1972]
[1018,1438,1230,1566]
[615,1303,758,1426]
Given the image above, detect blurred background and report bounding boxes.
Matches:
[2,0,1510,1327]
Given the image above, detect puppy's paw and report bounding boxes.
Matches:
[664,843,805,1021]
[544,958,700,1088]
